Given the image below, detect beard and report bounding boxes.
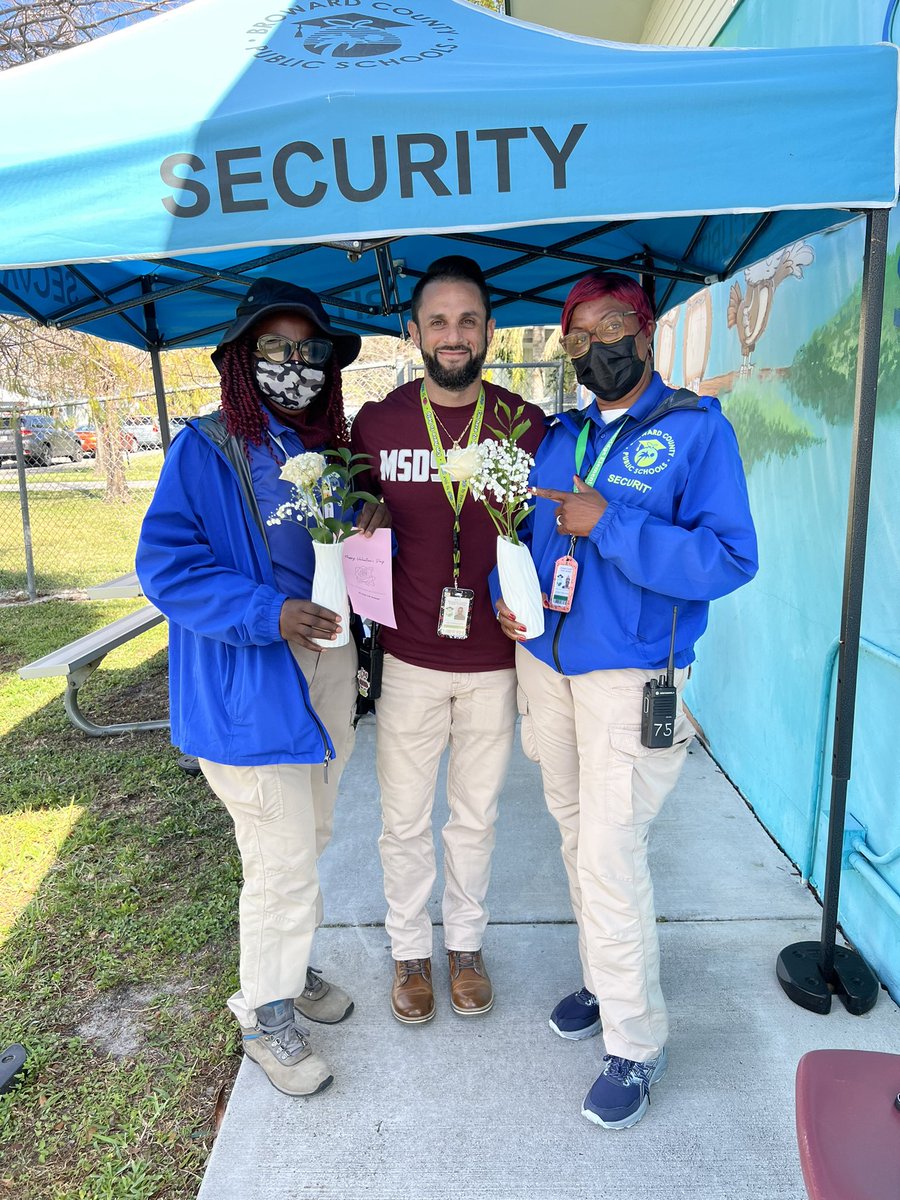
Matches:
[421,341,487,392]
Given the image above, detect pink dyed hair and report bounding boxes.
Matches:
[561,271,654,335]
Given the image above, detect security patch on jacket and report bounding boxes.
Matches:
[621,428,676,476]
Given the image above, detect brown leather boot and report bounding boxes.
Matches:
[390,958,435,1024]
[447,950,493,1015]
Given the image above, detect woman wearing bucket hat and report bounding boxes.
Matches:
[137,277,389,1096]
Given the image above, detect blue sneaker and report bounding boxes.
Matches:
[549,987,601,1040]
[581,1047,668,1129]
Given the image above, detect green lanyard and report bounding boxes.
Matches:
[562,418,625,558]
[575,416,623,486]
[420,381,485,584]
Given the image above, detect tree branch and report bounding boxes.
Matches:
[0,1,184,68]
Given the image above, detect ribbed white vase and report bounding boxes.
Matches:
[311,539,351,648]
[496,536,544,640]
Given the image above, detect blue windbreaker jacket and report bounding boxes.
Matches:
[135,414,334,767]
[520,373,758,676]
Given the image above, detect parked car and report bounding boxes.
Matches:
[121,414,162,450]
[74,426,97,456]
[74,425,138,457]
[0,413,83,467]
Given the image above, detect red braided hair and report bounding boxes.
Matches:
[327,368,351,449]
[218,337,350,452]
[219,339,269,446]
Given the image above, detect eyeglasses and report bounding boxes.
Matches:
[561,311,637,359]
[255,334,333,367]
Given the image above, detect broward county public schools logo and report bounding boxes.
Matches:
[302,15,407,57]
[622,429,676,476]
[246,3,460,72]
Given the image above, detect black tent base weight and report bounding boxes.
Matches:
[777,942,879,1015]
[776,209,890,1020]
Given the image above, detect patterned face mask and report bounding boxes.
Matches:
[254,359,326,410]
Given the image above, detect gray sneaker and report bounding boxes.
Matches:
[294,966,354,1025]
[241,999,333,1097]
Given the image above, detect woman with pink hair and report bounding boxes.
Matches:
[496,271,758,1130]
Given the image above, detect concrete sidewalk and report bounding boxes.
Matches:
[199,721,900,1200]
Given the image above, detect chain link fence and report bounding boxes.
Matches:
[342,360,403,420]
[1,361,564,601]
[0,400,160,601]
[347,358,566,416]
[408,360,565,416]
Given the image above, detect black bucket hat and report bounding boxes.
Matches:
[211,277,362,372]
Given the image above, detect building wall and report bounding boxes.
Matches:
[659,0,900,1001]
[640,0,738,46]
[713,0,882,47]
[507,0,654,43]
[505,0,736,46]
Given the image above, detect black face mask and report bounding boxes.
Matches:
[574,336,647,402]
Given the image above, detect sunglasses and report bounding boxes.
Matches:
[561,311,637,359]
[255,334,333,367]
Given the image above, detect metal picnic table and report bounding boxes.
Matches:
[84,570,142,600]
[18,568,167,735]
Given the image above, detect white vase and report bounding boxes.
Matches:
[311,539,351,648]
[496,535,544,640]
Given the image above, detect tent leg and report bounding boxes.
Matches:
[150,345,171,455]
[142,280,171,454]
[776,208,888,1015]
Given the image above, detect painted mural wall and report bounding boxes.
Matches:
[675,0,900,1000]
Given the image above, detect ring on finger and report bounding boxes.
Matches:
[556,514,562,526]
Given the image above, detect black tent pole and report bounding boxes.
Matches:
[776,207,887,1015]
[142,278,171,455]
[149,341,171,456]
[639,252,656,313]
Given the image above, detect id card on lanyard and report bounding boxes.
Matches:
[420,382,485,639]
[548,417,622,613]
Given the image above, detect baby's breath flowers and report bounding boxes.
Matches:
[467,400,535,544]
[475,400,544,638]
[267,447,378,543]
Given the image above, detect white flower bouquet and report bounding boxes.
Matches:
[467,401,535,544]
[268,448,378,544]
[268,448,379,647]
[465,399,545,640]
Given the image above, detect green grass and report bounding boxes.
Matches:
[0,490,153,597]
[12,452,165,486]
[0,601,241,1199]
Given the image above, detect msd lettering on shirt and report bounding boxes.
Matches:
[379,446,442,483]
[351,379,545,673]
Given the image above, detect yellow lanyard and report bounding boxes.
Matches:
[420,381,485,583]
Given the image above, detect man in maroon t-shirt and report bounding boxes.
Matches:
[352,256,544,1025]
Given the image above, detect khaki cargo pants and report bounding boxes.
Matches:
[516,643,693,1063]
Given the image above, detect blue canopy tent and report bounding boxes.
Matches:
[0,0,897,1014]
[0,0,896,346]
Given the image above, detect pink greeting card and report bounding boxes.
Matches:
[342,528,396,628]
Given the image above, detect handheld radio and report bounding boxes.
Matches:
[640,607,679,748]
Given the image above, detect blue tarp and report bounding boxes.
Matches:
[0,0,897,346]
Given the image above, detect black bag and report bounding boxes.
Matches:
[352,618,383,719]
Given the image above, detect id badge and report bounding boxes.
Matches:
[438,587,474,639]
[548,556,578,612]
